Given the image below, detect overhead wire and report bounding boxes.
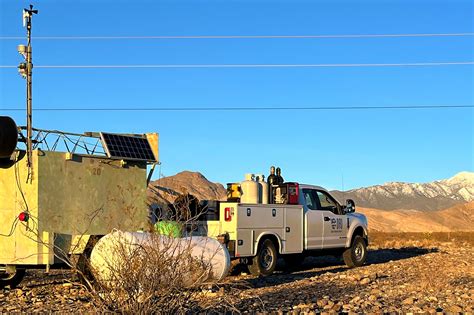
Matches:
[1,32,473,40]
[1,105,473,112]
[0,61,473,69]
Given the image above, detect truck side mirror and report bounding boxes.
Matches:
[345,199,355,213]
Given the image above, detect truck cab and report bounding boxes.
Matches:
[198,182,368,277]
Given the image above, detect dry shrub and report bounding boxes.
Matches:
[89,233,210,312]
[84,196,232,313]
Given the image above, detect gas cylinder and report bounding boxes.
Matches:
[240,173,259,203]
[90,230,231,288]
[256,174,269,204]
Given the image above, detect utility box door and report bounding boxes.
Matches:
[283,207,304,254]
[235,228,254,257]
[237,204,284,229]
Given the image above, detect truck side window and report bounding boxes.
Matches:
[316,191,340,214]
[302,189,319,210]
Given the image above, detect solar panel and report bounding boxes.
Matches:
[100,132,157,162]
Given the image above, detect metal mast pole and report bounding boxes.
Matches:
[22,5,38,182]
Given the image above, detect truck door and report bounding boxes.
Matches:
[301,189,324,250]
[315,190,348,248]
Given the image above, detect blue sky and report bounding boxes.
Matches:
[0,0,473,189]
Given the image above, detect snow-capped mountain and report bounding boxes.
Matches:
[331,172,474,211]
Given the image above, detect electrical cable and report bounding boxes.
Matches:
[1,105,473,112]
[1,61,474,69]
[1,32,473,40]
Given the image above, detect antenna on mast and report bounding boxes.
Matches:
[18,4,38,182]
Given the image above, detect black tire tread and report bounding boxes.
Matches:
[248,239,277,277]
[0,268,26,289]
[343,235,367,268]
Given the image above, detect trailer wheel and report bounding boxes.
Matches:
[0,267,26,289]
[343,235,367,268]
[248,239,278,277]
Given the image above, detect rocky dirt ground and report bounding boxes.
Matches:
[1,241,473,313]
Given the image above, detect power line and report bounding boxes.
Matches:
[1,61,473,69]
[1,32,473,40]
[1,105,473,112]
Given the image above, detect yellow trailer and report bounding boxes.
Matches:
[0,118,159,287]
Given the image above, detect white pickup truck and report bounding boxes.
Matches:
[198,183,369,276]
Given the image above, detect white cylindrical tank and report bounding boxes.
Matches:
[90,230,231,288]
[240,173,259,204]
[256,174,269,204]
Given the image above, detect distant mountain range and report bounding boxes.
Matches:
[147,171,474,232]
[331,172,474,211]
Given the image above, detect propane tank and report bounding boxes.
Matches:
[255,174,269,204]
[0,116,18,158]
[90,230,231,288]
[240,173,259,204]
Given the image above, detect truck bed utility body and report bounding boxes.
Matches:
[196,181,368,276]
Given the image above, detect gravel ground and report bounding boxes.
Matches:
[1,242,472,313]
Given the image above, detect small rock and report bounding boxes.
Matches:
[317,299,328,307]
[332,303,342,312]
[360,277,371,285]
[447,305,462,313]
[402,297,414,305]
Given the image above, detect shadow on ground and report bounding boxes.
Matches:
[230,247,437,289]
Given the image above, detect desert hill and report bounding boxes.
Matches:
[358,201,474,232]
[147,171,226,206]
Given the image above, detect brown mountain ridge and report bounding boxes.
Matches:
[147,171,474,232]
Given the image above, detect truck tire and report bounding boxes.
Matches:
[0,267,26,289]
[248,239,278,277]
[343,235,367,268]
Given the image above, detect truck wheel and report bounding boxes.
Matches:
[343,235,367,268]
[0,267,26,289]
[283,254,305,270]
[248,239,278,277]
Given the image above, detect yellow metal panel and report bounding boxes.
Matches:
[0,149,150,266]
[37,151,149,235]
[218,202,239,241]
[205,221,222,238]
[0,151,52,265]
